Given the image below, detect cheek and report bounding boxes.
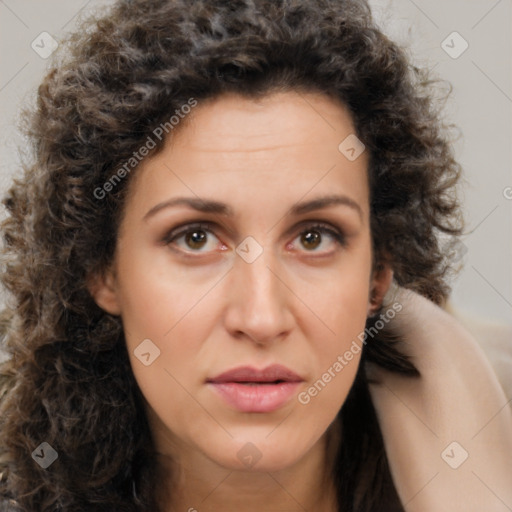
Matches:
[295,293,366,441]
[285,253,371,429]
[114,246,219,423]
[115,239,222,341]
[295,249,372,355]
[124,297,216,448]
[299,290,366,410]
[121,287,214,412]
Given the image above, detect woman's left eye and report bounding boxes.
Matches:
[162,222,346,255]
[290,224,346,253]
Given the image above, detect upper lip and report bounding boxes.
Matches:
[207,364,303,384]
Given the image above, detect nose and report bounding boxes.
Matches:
[223,242,294,346]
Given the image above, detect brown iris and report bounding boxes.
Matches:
[301,230,321,250]
[185,230,207,249]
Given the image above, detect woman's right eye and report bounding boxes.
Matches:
[163,223,224,254]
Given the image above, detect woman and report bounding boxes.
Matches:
[0,0,510,510]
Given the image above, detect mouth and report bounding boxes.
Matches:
[206,365,303,413]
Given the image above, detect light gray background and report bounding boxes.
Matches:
[0,0,511,324]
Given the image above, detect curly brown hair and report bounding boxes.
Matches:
[0,0,463,510]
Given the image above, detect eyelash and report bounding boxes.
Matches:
[162,221,347,255]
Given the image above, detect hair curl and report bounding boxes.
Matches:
[0,0,463,510]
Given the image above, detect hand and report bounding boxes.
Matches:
[380,283,454,357]
[369,284,512,511]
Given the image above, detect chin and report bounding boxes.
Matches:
[218,449,303,473]
[203,432,318,473]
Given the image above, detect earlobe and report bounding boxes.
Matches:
[86,268,122,316]
[367,263,393,316]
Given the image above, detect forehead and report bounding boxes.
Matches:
[171,90,358,151]
[124,90,369,222]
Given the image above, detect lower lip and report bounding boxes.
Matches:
[208,382,301,413]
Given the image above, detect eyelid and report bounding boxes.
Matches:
[161,221,219,245]
[161,219,347,253]
[288,220,347,249]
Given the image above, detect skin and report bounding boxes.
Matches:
[89,90,392,511]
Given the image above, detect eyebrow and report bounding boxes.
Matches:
[143,194,363,221]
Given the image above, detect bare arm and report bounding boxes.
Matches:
[369,286,512,512]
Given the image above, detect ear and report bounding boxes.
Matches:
[86,267,122,316]
[367,262,393,317]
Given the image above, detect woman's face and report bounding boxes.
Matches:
[90,90,389,474]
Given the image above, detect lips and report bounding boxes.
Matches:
[207,365,303,413]
[208,364,303,384]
